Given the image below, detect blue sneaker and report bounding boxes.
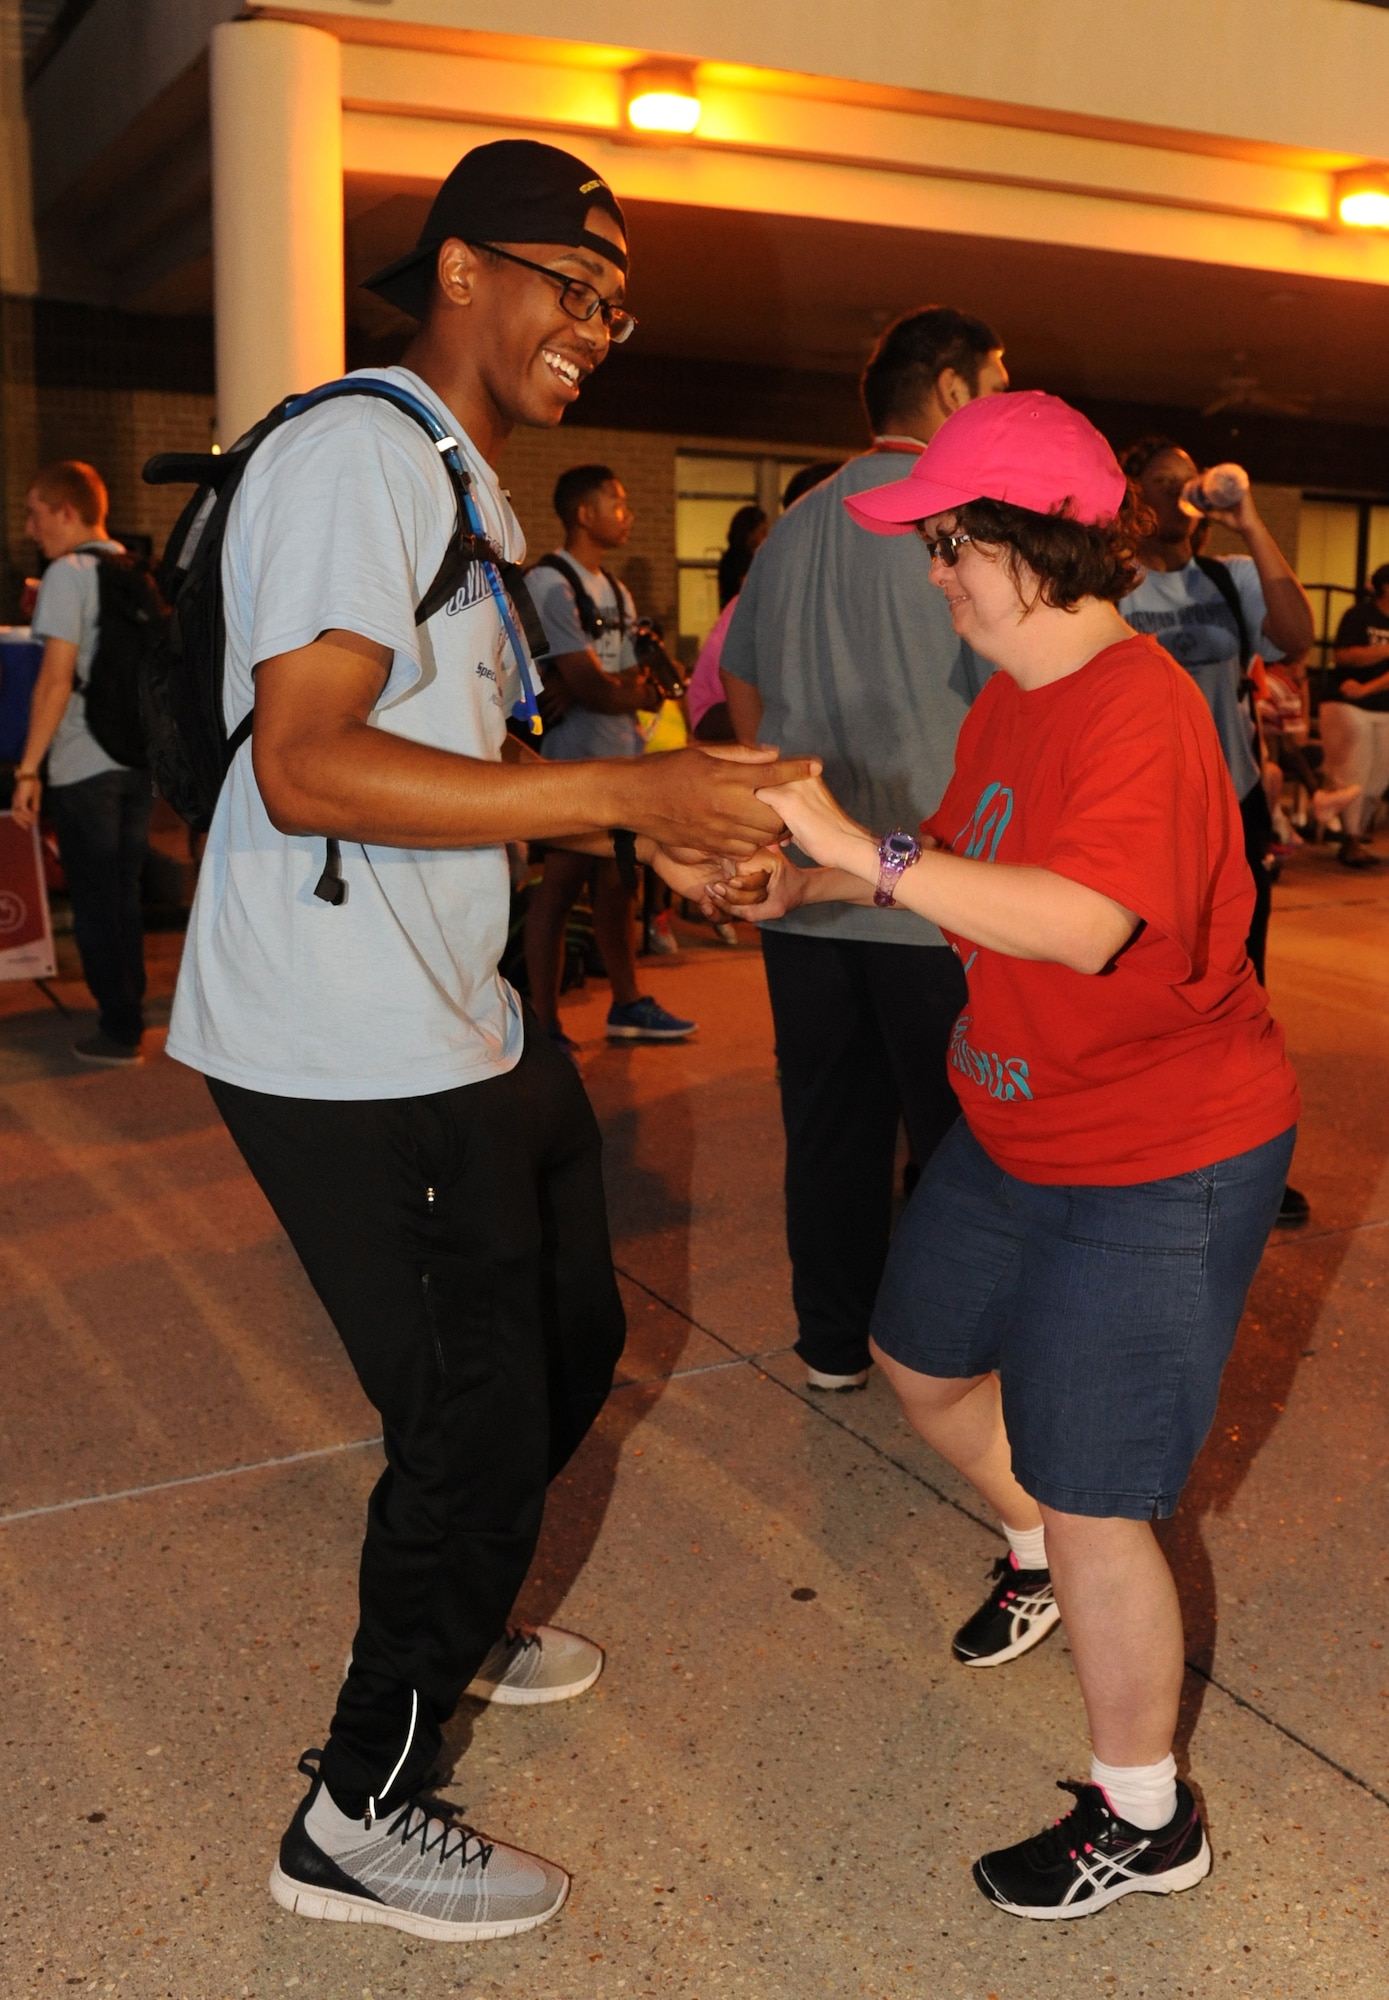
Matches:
[606,995,696,1042]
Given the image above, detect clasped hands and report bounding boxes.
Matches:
[650,765,890,923]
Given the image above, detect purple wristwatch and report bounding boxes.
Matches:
[874,828,922,906]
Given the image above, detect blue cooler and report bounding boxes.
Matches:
[0,629,44,764]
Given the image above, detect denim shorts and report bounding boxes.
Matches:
[870,1117,1296,1519]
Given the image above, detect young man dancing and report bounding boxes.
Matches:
[166,138,811,1943]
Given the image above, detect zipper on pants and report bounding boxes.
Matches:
[421,1184,446,1378]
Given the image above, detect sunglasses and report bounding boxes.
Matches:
[915,527,975,565]
[472,242,637,343]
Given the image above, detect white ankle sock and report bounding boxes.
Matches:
[1089,1752,1177,1831]
[1002,1521,1048,1571]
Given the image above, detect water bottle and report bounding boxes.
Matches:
[1179,463,1250,517]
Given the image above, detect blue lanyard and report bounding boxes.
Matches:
[284,378,544,734]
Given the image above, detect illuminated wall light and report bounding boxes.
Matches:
[624,63,701,138]
[1335,167,1389,229]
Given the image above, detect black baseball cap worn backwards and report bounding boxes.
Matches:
[363,139,628,321]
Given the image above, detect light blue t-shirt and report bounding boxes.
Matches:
[166,367,526,1101]
[1119,556,1271,800]
[721,451,990,947]
[528,555,643,762]
[29,540,127,786]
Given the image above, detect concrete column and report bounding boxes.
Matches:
[0,0,38,297]
[210,19,344,448]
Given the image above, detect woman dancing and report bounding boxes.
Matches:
[724,391,1299,1920]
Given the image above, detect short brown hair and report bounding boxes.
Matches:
[952,489,1153,611]
[30,460,108,527]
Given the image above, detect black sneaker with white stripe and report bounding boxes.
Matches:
[952,1553,1060,1667]
[973,1779,1211,1920]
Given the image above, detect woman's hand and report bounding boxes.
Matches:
[1339,679,1368,700]
[754,774,877,877]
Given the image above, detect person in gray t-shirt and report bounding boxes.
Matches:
[15,460,151,1063]
[722,306,1007,1388]
[523,463,694,1047]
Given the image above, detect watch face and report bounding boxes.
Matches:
[883,831,918,865]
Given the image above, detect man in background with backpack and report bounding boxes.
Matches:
[523,462,695,1048]
[1120,435,1315,1226]
[14,460,150,1064]
[160,138,813,1946]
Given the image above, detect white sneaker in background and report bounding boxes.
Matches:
[466,1625,605,1705]
[805,1365,870,1393]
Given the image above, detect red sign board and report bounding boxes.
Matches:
[0,813,57,981]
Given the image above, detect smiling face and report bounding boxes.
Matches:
[432,206,628,434]
[920,512,1032,651]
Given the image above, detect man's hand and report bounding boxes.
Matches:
[646,845,735,912]
[711,844,808,922]
[1339,678,1370,700]
[10,773,41,831]
[622,745,822,857]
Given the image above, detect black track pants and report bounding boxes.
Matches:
[208,1022,626,1815]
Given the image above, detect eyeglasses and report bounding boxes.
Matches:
[916,527,975,565]
[472,243,637,343]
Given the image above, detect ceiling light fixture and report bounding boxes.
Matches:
[1335,167,1389,230]
[624,62,701,138]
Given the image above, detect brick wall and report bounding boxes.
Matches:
[498,422,846,634]
[33,385,215,552]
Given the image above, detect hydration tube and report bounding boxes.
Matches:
[284,379,545,734]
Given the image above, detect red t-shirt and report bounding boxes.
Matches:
[923,633,1299,1185]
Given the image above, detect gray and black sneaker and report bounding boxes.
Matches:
[952,1553,1060,1667]
[973,1778,1211,1919]
[270,1751,569,1942]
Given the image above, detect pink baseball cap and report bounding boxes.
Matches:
[845,390,1127,536]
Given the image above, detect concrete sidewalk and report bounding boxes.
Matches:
[0,851,1384,1999]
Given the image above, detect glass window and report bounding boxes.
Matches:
[1368,505,1389,579]
[677,496,754,566]
[674,450,836,654]
[1298,500,1360,591]
[677,456,758,497]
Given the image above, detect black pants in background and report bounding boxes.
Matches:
[761,930,968,1377]
[1240,780,1274,987]
[209,1022,625,1817]
[47,768,150,1046]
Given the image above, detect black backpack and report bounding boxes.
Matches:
[141,377,551,902]
[72,542,168,770]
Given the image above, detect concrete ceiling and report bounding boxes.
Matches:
[343,180,1389,426]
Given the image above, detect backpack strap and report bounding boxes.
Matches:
[1193,554,1253,670]
[281,378,546,734]
[277,377,551,906]
[1194,552,1269,783]
[529,551,628,643]
[601,570,628,638]
[531,551,601,638]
